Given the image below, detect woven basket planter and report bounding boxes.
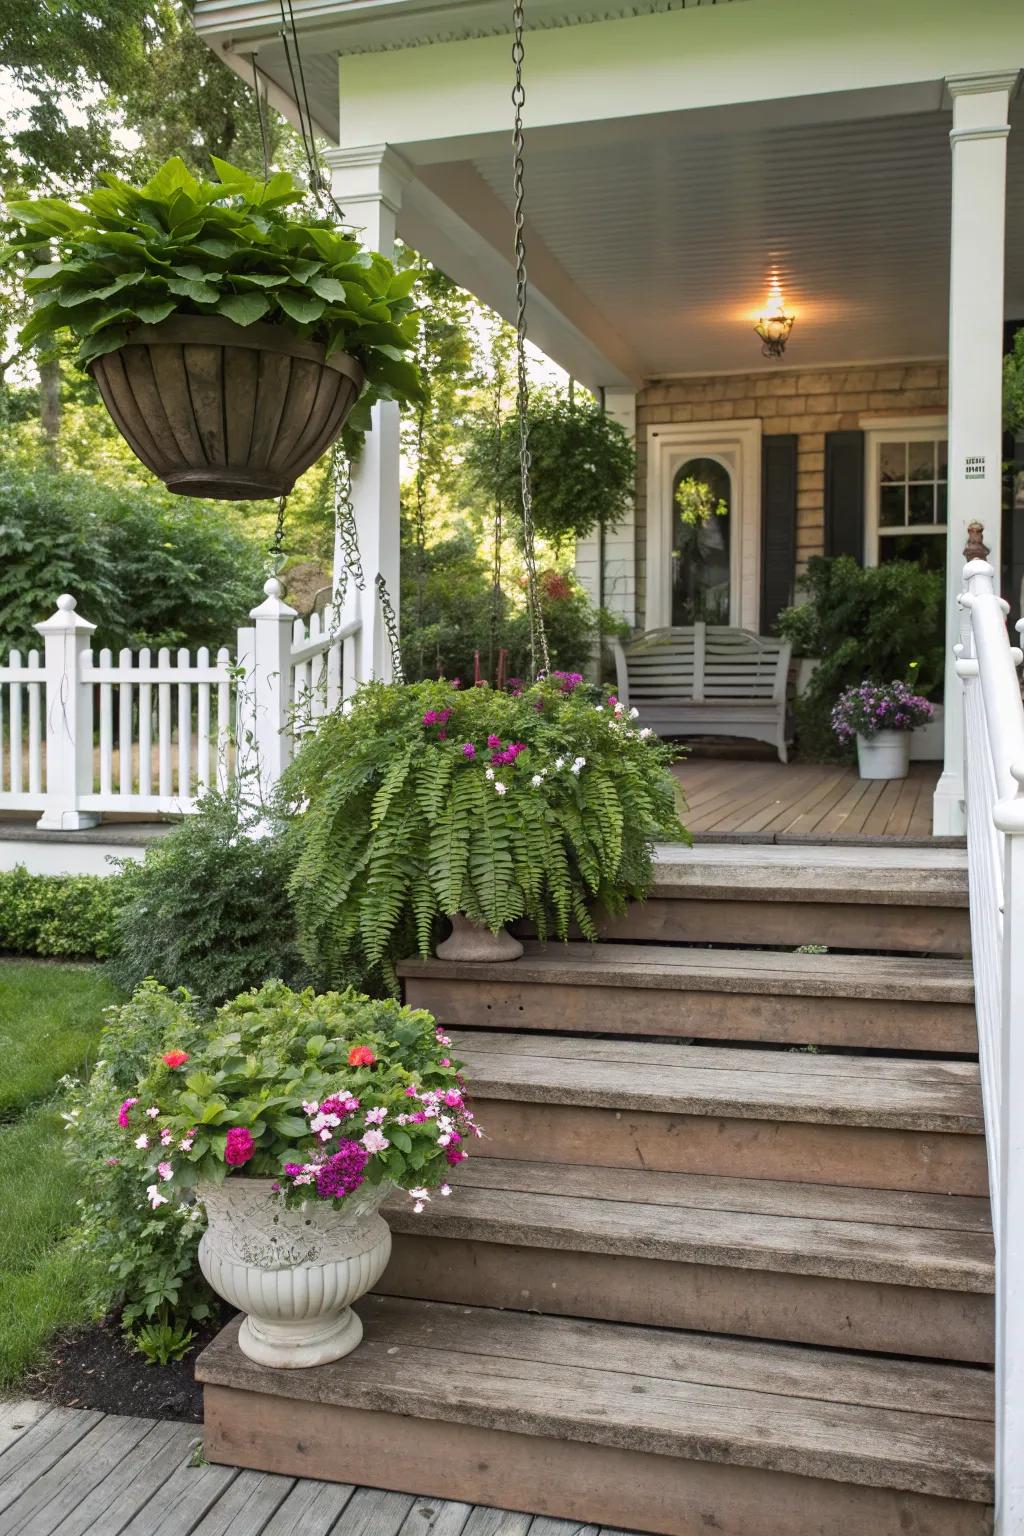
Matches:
[89,315,365,501]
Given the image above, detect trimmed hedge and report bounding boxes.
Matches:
[0,866,125,959]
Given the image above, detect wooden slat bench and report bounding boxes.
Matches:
[612,621,792,761]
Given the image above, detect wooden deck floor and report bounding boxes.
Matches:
[0,1400,640,1536]
[674,759,947,843]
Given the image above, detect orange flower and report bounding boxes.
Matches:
[348,1045,375,1067]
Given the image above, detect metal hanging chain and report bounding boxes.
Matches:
[511,0,550,678]
[376,574,405,682]
[269,493,288,574]
[278,0,347,224]
[488,323,505,679]
[248,54,271,183]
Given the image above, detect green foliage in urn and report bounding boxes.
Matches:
[2,156,422,452]
[281,674,686,993]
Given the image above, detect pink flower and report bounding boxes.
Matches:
[404,1084,419,1097]
[105,1157,120,1167]
[362,1128,390,1154]
[145,1106,160,1120]
[117,1097,138,1129]
[162,1050,189,1069]
[134,1133,149,1150]
[157,1161,173,1182]
[224,1127,255,1167]
[487,734,502,748]
[365,1106,388,1125]
[159,1127,173,1146]
[460,743,476,759]
[146,1184,168,1209]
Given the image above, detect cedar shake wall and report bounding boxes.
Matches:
[634,361,949,628]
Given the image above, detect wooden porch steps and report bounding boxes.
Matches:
[452,1029,987,1194]
[199,1299,994,1536]
[402,941,976,1053]
[382,1157,993,1361]
[199,843,992,1533]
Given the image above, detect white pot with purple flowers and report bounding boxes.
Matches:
[831,680,935,780]
[116,983,480,1369]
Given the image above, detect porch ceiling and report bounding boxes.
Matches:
[459,103,1024,380]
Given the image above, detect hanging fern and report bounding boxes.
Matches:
[280,674,688,994]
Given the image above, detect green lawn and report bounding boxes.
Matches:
[0,960,120,1391]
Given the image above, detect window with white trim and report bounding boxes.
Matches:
[869,429,948,572]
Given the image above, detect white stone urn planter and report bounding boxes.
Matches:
[198,1177,392,1368]
[855,729,911,781]
[436,913,523,961]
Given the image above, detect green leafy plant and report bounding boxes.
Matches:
[118,981,480,1207]
[133,1320,195,1365]
[0,866,125,959]
[2,155,422,453]
[62,981,216,1340]
[281,674,686,994]
[1005,325,1024,436]
[466,388,635,550]
[776,555,944,761]
[108,789,307,1013]
[674,476,728,528]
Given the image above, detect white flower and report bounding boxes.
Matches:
[178,1137,194,1152]
[613,702,624,716]
[413,1200,425,1213]
[494,781,507,796]
[134,1133,149,1150]
[145,1106,160,1119]
[555,757,564,770]
[485,767,495,781]
[638,727,653,740]
[571,756,586,775]
[146,1184,168,1209]
[594,705,604,712]
[302,1100,319,1116]
[629,707,640,720]
[409,1186,431,1201]
[362,1128,390,1153]
[365,1106,388,1125]
[440,1183,452,1197]
[531,774,544,788]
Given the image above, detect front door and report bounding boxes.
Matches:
[671,456,732,625]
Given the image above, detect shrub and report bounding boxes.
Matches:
[0,460,266,657]
[1005,325,1024,436]
[62,980,215,1336]
[107,790,306,1013]
[0,865,124,958]
[777,556,944,760]
[282,674,686,993]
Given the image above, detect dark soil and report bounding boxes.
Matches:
[24,1314,227,1423]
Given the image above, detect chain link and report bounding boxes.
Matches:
[269,494,288,575]
[512,0,549,678]
[376,573,405,682]
[328,443,365,617]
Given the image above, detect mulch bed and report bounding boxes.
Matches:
[24,1315,227,1424]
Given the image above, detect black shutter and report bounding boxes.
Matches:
[824,429,865,563]
[760,433,797,631]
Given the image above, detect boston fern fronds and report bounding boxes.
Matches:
[281,675,687,995]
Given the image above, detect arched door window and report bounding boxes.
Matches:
[671,456,731,626]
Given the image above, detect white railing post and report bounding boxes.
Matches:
[245,577,298,805]
[34,594,100,830]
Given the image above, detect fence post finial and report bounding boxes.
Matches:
[965,521,989,562]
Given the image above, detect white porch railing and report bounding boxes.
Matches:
[0,578,361,828]
[957,555,1024,1535]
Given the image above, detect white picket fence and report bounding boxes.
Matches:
[0,579,360,829]
[957,556,1024,1535]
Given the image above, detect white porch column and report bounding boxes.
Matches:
[934,71,1018,836]
[323,144,411,683]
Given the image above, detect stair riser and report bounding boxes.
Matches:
[204,1385,992,1536]
[586,898,971,956]
[471,1098,989,1196]
[408,978,978,1053]
[383,1236,994,1363]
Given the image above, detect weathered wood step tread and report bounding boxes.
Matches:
[384,1158,994,1291]
[198,1298,994,1503]
[401,943,975,1003]
[651,842,968,905]
[454,1031,983,1132]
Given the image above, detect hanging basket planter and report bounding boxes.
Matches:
[89,316,365,501]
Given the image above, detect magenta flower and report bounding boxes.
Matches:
[224,1127,255,1167]
[117,1097,138,1129]
[461,742,476,758]
[314,1140,369,1200]
[487,734,502,748]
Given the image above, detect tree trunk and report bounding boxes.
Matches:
[38,353,61,464]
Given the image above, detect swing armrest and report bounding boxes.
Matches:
[611,637,630,708]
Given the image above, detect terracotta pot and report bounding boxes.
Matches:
[436,913,524,962]
[198,1177,392,1368]
[89,315,364,501]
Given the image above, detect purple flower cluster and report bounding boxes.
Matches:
[313,1139,370,1200]
[490,740,527,767]
[422,708,452,727]
[831,680,934,743]
[550,671,585,693]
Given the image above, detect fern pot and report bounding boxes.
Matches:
[855,730,911,780]
[436,914,524,961]
[198,1177,392,1368]
[89,316,365,501]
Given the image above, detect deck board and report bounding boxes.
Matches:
[675,760,946,843]
[0,1403,648,1536]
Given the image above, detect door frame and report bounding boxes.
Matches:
[645,418,762,632]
